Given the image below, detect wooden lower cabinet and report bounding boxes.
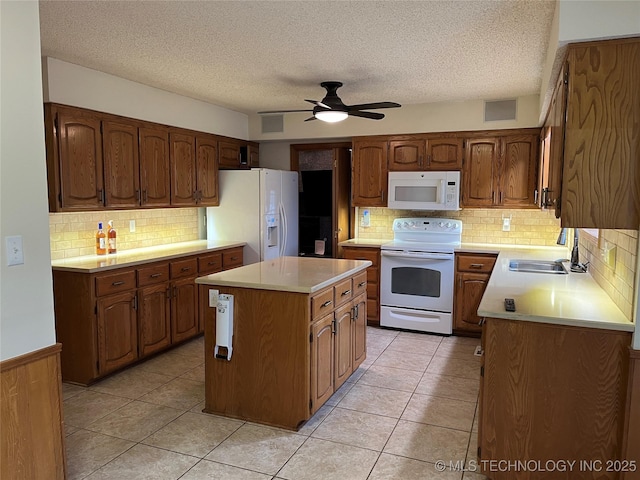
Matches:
[342,246,380,325]
[453,253,497,336]
[479,317,632,480]
[201,268,367,429]
[96,290,138,375]
[53,246,243,385]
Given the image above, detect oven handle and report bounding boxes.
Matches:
[381,250,452,260]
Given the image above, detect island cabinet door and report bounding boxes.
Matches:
[96,291,138,375]
[352,293,367,370]
[310,313,334,414]
[334,303,353,390]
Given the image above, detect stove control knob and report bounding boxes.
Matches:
[445,222,452,228]
[409,221,416,227]
[402,222,409,228]
[452,224,459,229]
[438,222,445,228]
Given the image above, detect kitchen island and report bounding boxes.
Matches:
[196,256,371,430]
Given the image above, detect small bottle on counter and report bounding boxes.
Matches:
[96,222,107,255]
[107,220,117,254]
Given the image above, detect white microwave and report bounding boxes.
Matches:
[387,171,461,210]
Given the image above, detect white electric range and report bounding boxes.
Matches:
[380,217,462,334]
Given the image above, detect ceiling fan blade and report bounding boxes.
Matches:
[348,110,385,120]
[305,99,330,109]
[304,116,317,122]
[257,109,313,114]
[347,102,401,111]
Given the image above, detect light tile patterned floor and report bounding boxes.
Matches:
[63,328,488,479]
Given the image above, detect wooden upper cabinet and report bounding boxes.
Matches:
[169,132,197,206]
[388,139,425,170]
[139,126,171,207]
[351,139,388,206]
[249,144,259,167]
[103,121,140,208]
[218,140,241,169]
[463,138,498,207]
[561,39,640,228]
[427,137,464,170]
[196,135,219,206]
[500,134,538,207]
[55,107,104,210]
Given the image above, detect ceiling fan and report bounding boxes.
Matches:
[258,81,401,123]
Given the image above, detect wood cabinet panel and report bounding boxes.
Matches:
[198,252,223,275]
[218,140,241,169]
[479,318,632,479]
[561,40,640,228]
[310,313,334,414]
[139,126,171,207]
[500,135,538,207]
[136,263,170,287]
[457,254,496,273]
[334,303,353,390]
[351,140,388,206]
[171,277,198,343]
[249,144,259,167]
[463,138,498,207]
[96,291,138,375]
[196,135,219,205]
[56,107,104,209]
[352,293,367,371]
[388,139,425,170]
[170,258,198,279]
[138,283,171,357]
[454,272,487,335]
[427,137,464,170]
[103,120,140,208]
[170,132,197,206]
[341,246,380,325]
[222,248,243,270]
[95,270,136,296]
[334,277,353,307]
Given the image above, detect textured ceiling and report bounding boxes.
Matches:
[39,0,556,115]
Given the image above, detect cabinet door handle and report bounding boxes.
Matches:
[341,289,351,297]
[499,191,503,203]
[381,191,385,203]
[150,273,162,278]
[534,189,538,204]
[354,304,359,320]
[427,154,432,166]
[111,281,125,286]
[358,281,366,287]
[135,189,141,202]
[470,264,484,269]
[321,300,332,308]
[331,319,336,334]
[132,295,138,310]
[97,189,105,205]
[492,191,496,204]
[143,190,148,203]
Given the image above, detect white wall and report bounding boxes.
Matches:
[249,94,540,142]
[43,57,249,140]
[1,2,57,360]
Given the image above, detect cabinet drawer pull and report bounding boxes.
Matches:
[150,273,162,278]
[111,281,125,286]
[181,266,192,272]
[208,261,218,266]
[230,256,239,261]
[321,300,333,308]
[469,264,484,269]
[341,289,351,297]
[358,281,366,287]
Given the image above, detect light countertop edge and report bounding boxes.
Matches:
[339,238,390,248]
[196,256,372,294]
[51,240,247,273]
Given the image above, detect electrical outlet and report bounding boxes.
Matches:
[129,220,136,232]
[5,235,24,266]
[361,209,370,227]
[209,289,219,307]
[502,218,511,231]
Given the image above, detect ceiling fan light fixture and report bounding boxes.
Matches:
[314,110,348,123]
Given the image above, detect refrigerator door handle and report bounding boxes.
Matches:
[279,203,287,257]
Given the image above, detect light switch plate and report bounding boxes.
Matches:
[129,220,136,232]
[502,218,511,231]
[5,235,24,266]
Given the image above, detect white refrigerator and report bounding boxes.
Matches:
[206,168,299,265]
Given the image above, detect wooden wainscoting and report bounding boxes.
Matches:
[622,348,640,480]
[1,343,66,480]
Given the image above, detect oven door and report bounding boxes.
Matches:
[380,250,454,312]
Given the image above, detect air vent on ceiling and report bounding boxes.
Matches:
[261,114,284,133]
[484,99,517,122]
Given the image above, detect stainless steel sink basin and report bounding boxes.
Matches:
[508,259,568,274]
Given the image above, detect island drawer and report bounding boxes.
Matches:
[334,278,353,306]
[457,254,496,273]
[311,288,334,318]
[198,253,223,275]
[95,270,136,296]
[353,271,367,297]
[170,258,198,279]
[137,263,170,287]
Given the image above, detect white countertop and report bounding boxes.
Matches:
[339,238,390,248]
[478,247,634,332]
[51,240,246,273]
[195,256,372,293]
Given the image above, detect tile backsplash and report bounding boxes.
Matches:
[49,208,201,260]
[356,208,562,246]
[579,229,638,320]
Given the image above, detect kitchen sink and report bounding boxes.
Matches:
[508,259,569,275]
